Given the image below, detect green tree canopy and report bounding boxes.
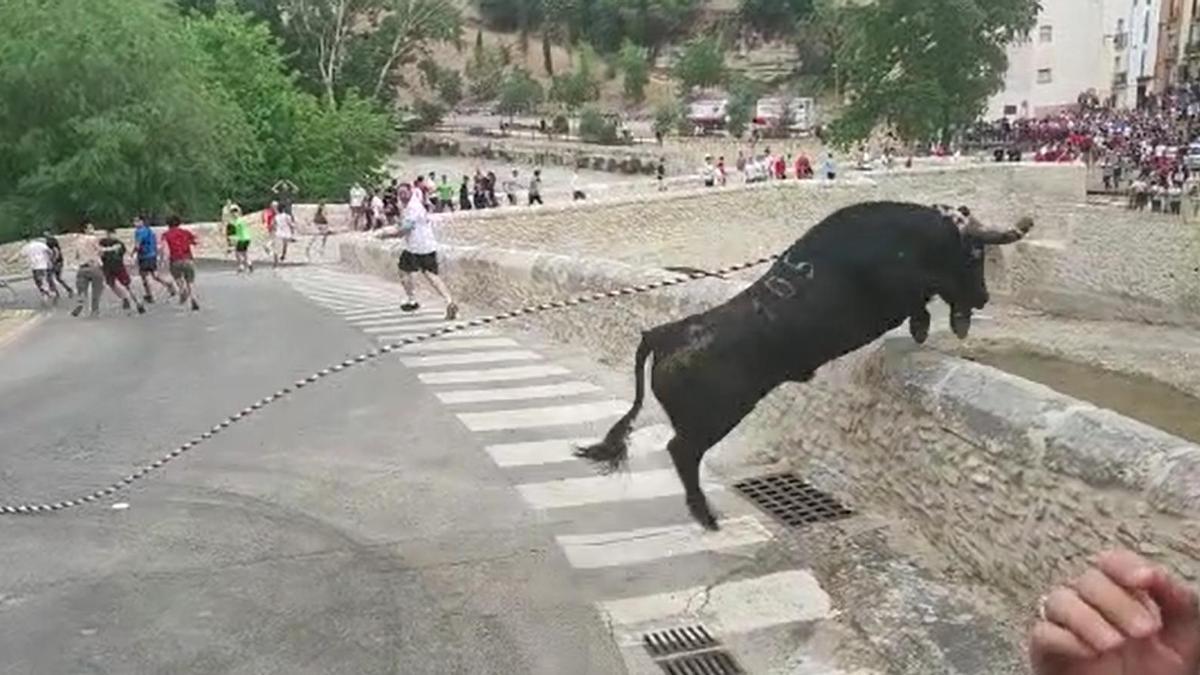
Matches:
[0,0,250,234]
[549,44,600,109]
[0,0,395,240]
[738,0,812,39]
[673,37,725,91]
[830,0,1037,146]
[724,75,760,139]
[617,39,649,102]
[497,67,545,116]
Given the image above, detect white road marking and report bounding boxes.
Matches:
[436,381,600,401]
[557,516,773,569]
[403,338,521,354]
[598,570,832,638]
[418,364,571,384]
[339,308,443,320]
[399,350,543,368]
[355,316,453,328]
[457,400,628,431]
[363,321,453,334]
[376,329,497,341]
[515,468,720,510]
[484,424,673,467]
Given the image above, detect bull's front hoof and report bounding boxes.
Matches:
[909,318,930,344]
[950,312,971,339]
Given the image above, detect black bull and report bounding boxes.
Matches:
[575,200,1034,530]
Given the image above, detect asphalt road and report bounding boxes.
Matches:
[0,265,626,675]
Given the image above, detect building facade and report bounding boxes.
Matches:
[986,0,1161,118]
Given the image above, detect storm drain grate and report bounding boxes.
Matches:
[642,625,744,674]
[643,625,719,657]
[658,650,745,674]
[733,472,853,528]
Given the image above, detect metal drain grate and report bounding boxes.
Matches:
[643,625,719,657]
[659,650,745,674]
[642,625,744,674]
[733,472,853,527]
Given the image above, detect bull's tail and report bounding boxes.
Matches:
[574,333,654,472]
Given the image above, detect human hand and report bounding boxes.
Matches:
[1030,549,1200,675]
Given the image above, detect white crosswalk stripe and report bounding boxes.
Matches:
[418,364,571,384]
[404,338,521,354]
[556,516,773,569]
[456,400,628,431]
[357,317,452,330]
[434,380,599,403]
[400,350,543,368]
[339,308,443,320]
[376,329,498,341]
[598,570,832,638]
[484,424,672,467]
[515,468,722,510]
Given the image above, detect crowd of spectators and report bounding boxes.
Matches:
[966,86,1200,212]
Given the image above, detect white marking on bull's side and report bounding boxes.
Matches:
[484,424,673,467]
[597,570,832,640]
[456,400,628,431]
[399,350,543,368]
[436,380,600,404]
[418,364,571,384]
[557,516,773,569]
[516,469,723,510]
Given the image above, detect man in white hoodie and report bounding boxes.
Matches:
[375,184,459,320]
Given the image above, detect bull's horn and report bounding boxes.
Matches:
[964,215,1034,245]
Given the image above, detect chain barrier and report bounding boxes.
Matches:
[0,255,777,515]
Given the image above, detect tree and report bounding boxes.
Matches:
[829,0,1037,147]
[549,43,599,109]
[466,42,508,100]
[279,0,364,107]
[0,0,252,235]
[724,75,759,139]
[357,0,463,102]
[617,39,649,102]
[673,36,725,91]
[653,101,682,137]
[739,0,812,39]
[496,67,545,116]
[418,58,464,107]
[578,106,618,143]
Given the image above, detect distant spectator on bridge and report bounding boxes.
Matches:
[774,153,787,180]
[822,152,837,180]
[459,175,472,211]
[528,169,543,205]
[349,182,367,230]
[701,155,716,187]
[656,158,667,192]
[794,152,813,179]
[716,156,727,186]
[504,169,521,205]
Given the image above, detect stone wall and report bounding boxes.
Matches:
[433,161,1200,328]
[339,236,1200,617]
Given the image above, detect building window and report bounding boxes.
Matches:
[1037,68,1053,83]
[1144,12,1151,43]
[1004,104,1018,115]
[1039,25,1053,42]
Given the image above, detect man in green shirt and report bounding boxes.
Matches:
[230,205,254,274]
[436,174,455,212]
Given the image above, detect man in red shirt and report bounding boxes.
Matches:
[161,215,201,311]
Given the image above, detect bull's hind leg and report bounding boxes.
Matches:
[666,435,720,531]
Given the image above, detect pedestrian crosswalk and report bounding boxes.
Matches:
[278,265,859,674]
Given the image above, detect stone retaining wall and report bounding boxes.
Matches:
[340,235,1200,617]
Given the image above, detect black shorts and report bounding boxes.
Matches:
[398,251,438,274]
[235,240,250,253]
[137,257,158,273]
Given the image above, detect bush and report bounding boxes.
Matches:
[466,42,507,100]
[549,45,599,110]
[673,36,725,91]
[578,107,619,144]
[618,40,649,102]
[551,113,570,135]
[724,75,760,139]
[413,99,449,128]
[497,67,545,116]
[653,101,681,138]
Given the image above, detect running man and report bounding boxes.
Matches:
[528,169,543,205]
[70,222,106,318]
[272,206,295,266]
[133,215,176,303]
[99,225,145,314]
[42,229,74,297]
[20,233,56,304]
[161,216,201,311]
[305,202,330,261]
[374,184,458,320]
[230,205,254,273]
